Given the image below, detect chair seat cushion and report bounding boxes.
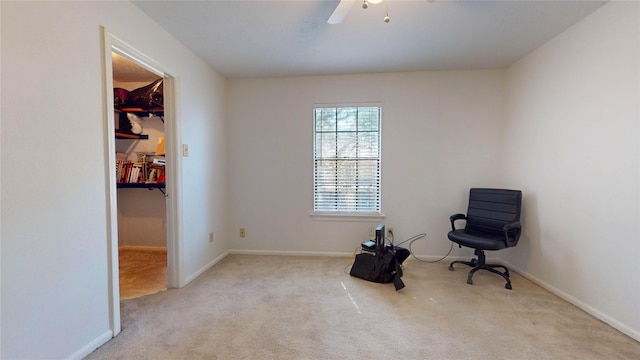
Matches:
[447,229,507,251]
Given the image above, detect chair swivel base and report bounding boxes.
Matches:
[448,250,512,290]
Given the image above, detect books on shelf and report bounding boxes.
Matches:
[116,159,165,185]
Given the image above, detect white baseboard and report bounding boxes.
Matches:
[230,249,354,257]
[502,259,640,343]
[227,251,482,262]
[185,250,231,284]
[406,253,495,263]
[65,330,112,360]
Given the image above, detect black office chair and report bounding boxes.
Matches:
[448,188,522,290]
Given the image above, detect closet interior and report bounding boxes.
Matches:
[112,52,168,299]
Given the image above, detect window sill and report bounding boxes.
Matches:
[310,212,385,222]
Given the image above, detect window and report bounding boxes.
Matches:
[314,105,381,214]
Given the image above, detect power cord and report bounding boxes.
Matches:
[395,232,453,264]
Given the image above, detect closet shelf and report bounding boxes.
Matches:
[119,107,164,117]
[115,131,149,140]
[117,183,165,189]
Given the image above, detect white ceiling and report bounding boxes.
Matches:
[131,0,606,78]
[112,52,162,82]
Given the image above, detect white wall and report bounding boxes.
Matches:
[504,2,640,340]
[228,71,506,256]
[117,187,167,248]
[0,1,228,359]
[177,55,229,281]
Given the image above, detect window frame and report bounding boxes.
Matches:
[311,103,384,220]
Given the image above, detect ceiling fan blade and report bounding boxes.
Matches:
[327,0,357,25]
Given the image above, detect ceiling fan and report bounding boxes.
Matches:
[327,0,435,25]
[327,0,385,25]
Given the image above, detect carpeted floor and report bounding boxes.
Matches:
[119,248,167,300]
[88,254,640,359]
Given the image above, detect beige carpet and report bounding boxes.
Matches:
[119,248,167,300]
[88,255,640,359]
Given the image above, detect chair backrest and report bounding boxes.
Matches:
[465,188,522,235]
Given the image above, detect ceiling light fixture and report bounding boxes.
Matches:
[362,0,390,23]
[384,1,390,23]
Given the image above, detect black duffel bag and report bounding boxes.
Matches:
[127,79,163,109]
[350,245,409,291]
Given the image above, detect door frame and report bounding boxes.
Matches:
[101,28,183,336]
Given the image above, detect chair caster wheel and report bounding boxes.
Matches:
[470,259,477,265]
[505,283,512,290]
[466,278,473,285]
[449,265,454,271]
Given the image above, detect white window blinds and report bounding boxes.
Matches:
[314,106,381,213]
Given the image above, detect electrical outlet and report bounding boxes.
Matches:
[387,227,394,238]
[209,232,214,243]
[369,228,375,237]
[240,228,246,237]
[182,144,189,157]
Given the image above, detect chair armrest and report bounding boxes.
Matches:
[503,221,522,247]
[450,213,466,231]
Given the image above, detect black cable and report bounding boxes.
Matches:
[394,233,453,263]
[408,239,453,263]
[395,233,426,247]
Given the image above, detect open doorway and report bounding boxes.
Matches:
[102,29,181,336]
